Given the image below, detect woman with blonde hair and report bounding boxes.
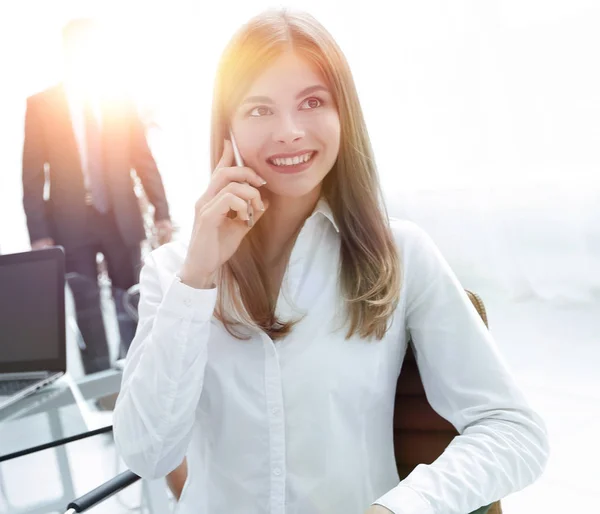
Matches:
[113,8,548,514]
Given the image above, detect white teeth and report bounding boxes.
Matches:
[270,152,313,166]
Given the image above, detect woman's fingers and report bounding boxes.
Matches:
[215,139,234,171]
[204,191,251,222]
[212,166,266,191]
[196,139,266,221]
[201,181,268,224]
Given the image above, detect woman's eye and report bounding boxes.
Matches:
[301,97,322,110]
[249,106,272,117]
[247,97,323,117]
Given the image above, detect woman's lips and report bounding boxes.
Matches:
[265,151,317,174]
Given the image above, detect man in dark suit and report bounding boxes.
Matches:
[22,18,172,374]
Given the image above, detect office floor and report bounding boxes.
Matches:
[1,289,599,513]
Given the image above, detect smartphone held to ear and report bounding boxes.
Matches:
[229,129,254,228]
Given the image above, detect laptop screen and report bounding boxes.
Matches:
[0,248,66,373]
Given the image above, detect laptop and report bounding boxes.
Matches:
[0,247,66,411]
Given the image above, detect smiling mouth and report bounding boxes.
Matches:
[267,151,315,167]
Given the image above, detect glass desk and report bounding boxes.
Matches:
[0,365,170,514]
[0,368,121,463]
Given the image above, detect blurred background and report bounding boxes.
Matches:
[0,0,599,512]
[2,0,598,300]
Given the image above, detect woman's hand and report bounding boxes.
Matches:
[179,139,268,289]
[365,506,393,514]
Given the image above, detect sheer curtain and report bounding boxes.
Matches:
[1,0,598,303]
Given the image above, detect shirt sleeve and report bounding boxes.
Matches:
[113,251,218,479]
[374,222,549,514]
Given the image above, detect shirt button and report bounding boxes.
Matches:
[273,468,282,476]
[184,298,192,307]
[271,407,279,415]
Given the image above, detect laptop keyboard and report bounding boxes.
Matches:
[0,379,41,395]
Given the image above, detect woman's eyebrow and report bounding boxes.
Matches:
[241,85,330,105]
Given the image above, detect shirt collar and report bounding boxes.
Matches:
[62,81,100,107]
[310,197,340,233]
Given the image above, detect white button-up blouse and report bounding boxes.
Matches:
[113,199,549,514]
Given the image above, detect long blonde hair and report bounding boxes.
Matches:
[210,8,401,341]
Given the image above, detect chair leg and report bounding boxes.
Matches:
[49,411,77,503]
[0,411,77,514]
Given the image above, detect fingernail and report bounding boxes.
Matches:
[260,201,265,211]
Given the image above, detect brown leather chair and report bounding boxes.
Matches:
[394,290,501,514]
[168,291,501,513]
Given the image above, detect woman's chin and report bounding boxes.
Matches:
[261,179,323,200]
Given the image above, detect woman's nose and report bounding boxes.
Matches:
[273,114,305,144]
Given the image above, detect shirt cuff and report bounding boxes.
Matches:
[159,275,218,323]
[373,485,435,514]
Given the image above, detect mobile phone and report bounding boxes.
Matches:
[229,129,254,228]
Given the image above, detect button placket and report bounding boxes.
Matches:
[263,336,287,514]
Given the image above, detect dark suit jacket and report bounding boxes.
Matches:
[22,84,170,249]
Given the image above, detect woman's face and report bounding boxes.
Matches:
[230,51,341,200]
